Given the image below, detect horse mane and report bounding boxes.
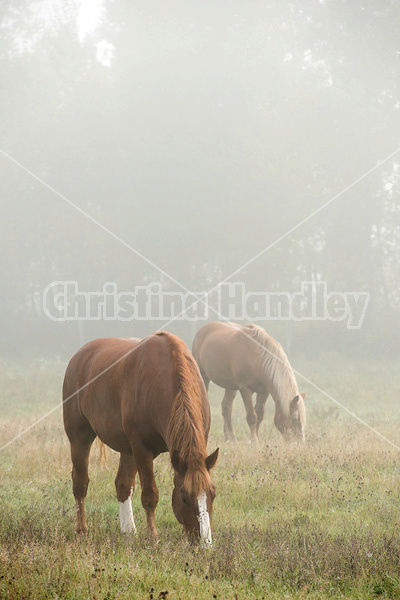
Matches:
[242,324,299,414]
[161,333,212,496]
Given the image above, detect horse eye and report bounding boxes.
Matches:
[181,495,189,506]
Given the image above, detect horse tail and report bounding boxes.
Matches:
[96,438,109,468]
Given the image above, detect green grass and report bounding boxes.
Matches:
[1,355,400,599]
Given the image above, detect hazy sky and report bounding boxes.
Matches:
[2,0,399,357]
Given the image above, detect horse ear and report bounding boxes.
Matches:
[300,393,306,401]
[205,448,219,471]
[171,450,187,475]
[290,395,299,412]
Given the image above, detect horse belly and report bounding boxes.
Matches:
[91,424,133,455]
[230,353,264,393]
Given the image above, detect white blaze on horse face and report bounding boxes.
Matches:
[119,488,136,534]
[198,491,212,548]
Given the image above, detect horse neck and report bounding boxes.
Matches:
[167,348,208,472]
[260,351,298,417]
[168,387,211,496]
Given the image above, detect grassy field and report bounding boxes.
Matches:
[1,354,400,599]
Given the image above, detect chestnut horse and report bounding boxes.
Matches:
[192,322,306,443]
[63,332,218,546]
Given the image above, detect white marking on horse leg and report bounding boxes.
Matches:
[119,488,136,534]
[197,491,212,548]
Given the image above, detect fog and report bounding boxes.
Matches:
[1,0,400,360]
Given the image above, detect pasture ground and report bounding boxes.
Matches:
[0,354,400,599]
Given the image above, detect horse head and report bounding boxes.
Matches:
[171,448,219,547]
[288,393,306,441]
[275,393,306,441]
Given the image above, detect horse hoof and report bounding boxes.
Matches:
[146,530,159,543]
[75,528,87,535]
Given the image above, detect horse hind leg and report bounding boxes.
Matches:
[69,428,96,534]
[222,389,238,442]
[115,453,137,534]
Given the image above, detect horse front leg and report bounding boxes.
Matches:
[240,387,258,443]
[222,389,238,442]
[134,446,159,539]
[115,453,138,533]
[255,393,269,437]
